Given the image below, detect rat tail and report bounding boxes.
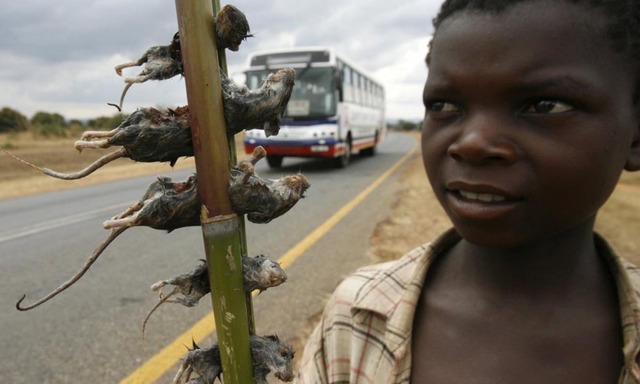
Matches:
[16,227,127,311]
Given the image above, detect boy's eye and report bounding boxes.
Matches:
[523,100,573,114]
[426,101,459,113]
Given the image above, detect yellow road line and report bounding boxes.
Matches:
[120,143,418,384]
[278,145,418,269]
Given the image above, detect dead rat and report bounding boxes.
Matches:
[102,145,309,227]
[142,255,287,339]
[15,176,200,311]
[75,105,192,164]
[114,32,182,110]
[222,68,295,137]
[229,146,310,223]
[1,107,191,180]
[114,4,251,110]
[15,147,307,311]
[173,334,295,384]
[103,175,200,231]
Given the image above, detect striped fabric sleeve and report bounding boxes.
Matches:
[297,275,362,384]
[296,262,419,384]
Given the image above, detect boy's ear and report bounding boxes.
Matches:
[625,120,640,171]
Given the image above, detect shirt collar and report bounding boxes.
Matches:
[350,229,461,358]
[596,233,640,382]
[350,229,640,381]
[351,229,460,318]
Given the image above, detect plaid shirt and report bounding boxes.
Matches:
[296,229,640,384]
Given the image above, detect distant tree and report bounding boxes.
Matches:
[401,119,421,131]
[86,113,125,129]
[67,119,87,136]
[0,107,30,133]
[30,111,68,137]
[389,119,421,131]
[31,111,67,128]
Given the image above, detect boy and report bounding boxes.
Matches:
[297,0,640,383]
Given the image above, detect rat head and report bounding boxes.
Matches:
[265,68,296,89]
[255,255,287,288]
[242,254,287,292]
[169,32,181,60]
[281,174,310,196]
[421,0,640,248]
[215,4,252,51]
[261,68,297,116]
[263,335,295,382]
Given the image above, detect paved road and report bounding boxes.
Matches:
[0,132,417,383]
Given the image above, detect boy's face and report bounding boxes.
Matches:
[421,0,640,248]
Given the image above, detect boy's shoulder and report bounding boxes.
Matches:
[616,256,640,301]
[353,229,460,282]
[331,229,460,317]
[620,257,640,281]
[596,233,640,301]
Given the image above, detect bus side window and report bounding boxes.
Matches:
[362,75,367,106]
[343,66,352,103]
[334,68,344,102]
[352,71,360,105]
[371,84,376,107]
[365,79,371,107]
[373,83,378,107]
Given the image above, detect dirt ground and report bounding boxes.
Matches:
[0,132,199,200]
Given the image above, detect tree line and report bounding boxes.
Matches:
[1,105,421,137]
[0,107,125,137]
[387,119,422,131]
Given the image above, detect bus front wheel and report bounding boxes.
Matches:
[360,132,378,157]
[266,155,283,168]
[333,140,351,168]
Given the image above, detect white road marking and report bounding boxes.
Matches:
[0,203,130,244]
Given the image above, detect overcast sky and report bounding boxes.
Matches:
[0,0,442,122]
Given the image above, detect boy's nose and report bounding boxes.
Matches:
[447,113,519,165]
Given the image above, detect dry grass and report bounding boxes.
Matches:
[368,152,450,263]
[0,132,247,200]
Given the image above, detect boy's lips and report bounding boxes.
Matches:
[444,181,523,220]
[458,190,506,202]
[445,180,521,198]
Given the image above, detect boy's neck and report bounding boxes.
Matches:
[446,222,606,296]
[415,224,623,384]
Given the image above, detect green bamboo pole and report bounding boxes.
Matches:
[174,1,255,383]
[211,0,256,334]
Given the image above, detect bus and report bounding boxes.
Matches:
[242,47,386,168]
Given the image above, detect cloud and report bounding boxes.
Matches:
[0,0,441,120]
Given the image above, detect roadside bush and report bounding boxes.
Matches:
[0,107,30,133]
[86,113,126,130]
[30,111,68,137]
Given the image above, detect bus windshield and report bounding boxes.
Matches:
[245,67,337,120]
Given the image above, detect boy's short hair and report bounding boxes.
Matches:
[431,0,640,103]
